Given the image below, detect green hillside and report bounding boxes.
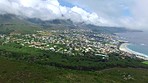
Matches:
[0,14,42,34]
[0,42,147,83]
[0,57,147,83]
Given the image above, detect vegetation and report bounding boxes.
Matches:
[0,57,148,83]
[142,61,148,65]
[0,24,42,34]
[0,14,42,34]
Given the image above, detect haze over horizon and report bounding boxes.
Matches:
[0,0,148,30]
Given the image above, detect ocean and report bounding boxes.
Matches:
[117,31,148,56]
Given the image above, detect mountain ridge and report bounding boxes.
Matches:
[0,13,142,34]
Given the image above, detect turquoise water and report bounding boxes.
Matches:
[118,31,148,56]
[128,44,148,56]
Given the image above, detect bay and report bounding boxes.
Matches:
[117,31,148,56]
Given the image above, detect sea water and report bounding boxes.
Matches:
[128,44,148,56]
[117,31,148,56]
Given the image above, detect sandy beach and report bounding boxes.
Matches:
[119,43,148,60]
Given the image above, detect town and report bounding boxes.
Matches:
[0,29,123,57]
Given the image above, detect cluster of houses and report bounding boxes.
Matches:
[0,29,121,56]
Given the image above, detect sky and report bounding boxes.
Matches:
[0,0,148,30]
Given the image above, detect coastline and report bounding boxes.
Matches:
[119,43,148,60]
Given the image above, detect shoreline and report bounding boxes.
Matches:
[119,43,148,60]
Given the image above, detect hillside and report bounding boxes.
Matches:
[27,18,77,30]
[0,42,147,83]
[0,57,147,83]
[0,14,42,34]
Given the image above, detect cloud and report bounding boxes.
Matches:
[64,0,148,29]
[0,0,148,29]
[0,0,65,19]
[0,0,107,26]
[67,6,108,25]
[130,0,148,29]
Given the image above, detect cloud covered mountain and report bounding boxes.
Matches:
[0,0,148,30]
[0,0,143,34]
[0,13,135,34]
[0,0,110,26]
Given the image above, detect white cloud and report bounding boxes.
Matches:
[0,0,148,29]
[64,0,148,29]
[0,0,107,26]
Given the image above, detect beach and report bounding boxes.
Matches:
[119,43,148,60]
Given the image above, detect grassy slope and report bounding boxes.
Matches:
[0,14,42,34]
[142,61,148,65]
[0,57,148,83]
[0,24,42,34]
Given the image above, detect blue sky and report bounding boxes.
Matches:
[58,0,92,13]
[58,0,74,8]
[123,9,131,16]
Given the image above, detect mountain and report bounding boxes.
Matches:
[0,14,42,34]
[27,18,130,33]
[0,14,140,34]
[80,24,128,33]
[27,18,76,29]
